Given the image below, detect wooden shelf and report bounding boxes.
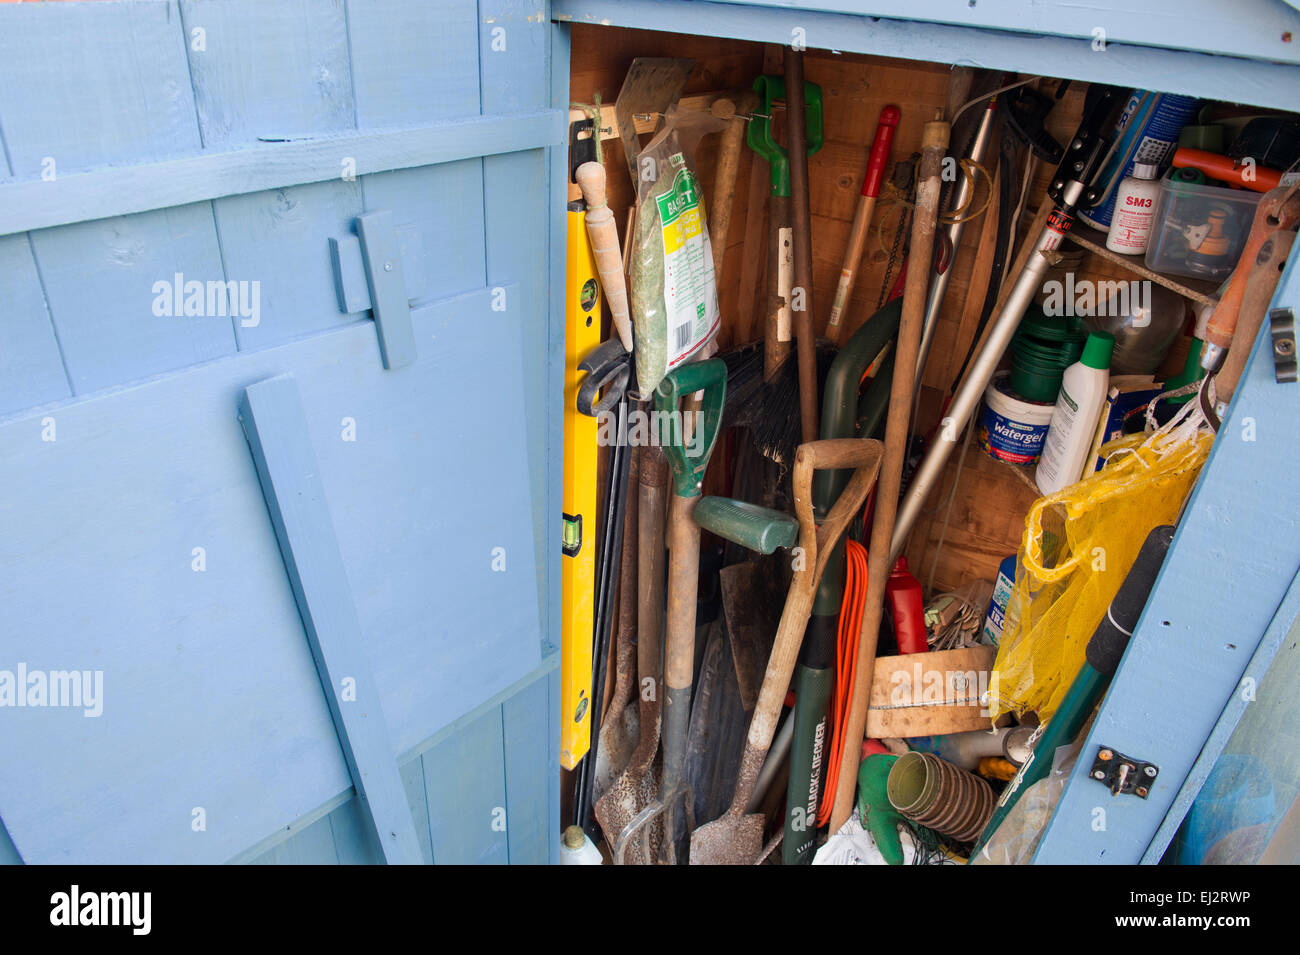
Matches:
[1065,224,1221,308]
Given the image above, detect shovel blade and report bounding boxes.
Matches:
[688,812,765,865]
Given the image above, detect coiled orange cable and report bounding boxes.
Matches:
[818,537,870,827]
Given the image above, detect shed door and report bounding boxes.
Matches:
[0,0,561,863]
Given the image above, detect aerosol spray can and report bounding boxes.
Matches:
[1079,91,1201,231]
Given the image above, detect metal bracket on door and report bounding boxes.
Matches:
[328,210,427,370]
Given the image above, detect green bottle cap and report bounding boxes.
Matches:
[1081,332,1115,370]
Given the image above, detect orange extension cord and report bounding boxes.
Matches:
[818,536,870,827]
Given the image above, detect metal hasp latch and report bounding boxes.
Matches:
[1090,746,1159,798]
[1271,307,1297,383]
[329,210,427,370]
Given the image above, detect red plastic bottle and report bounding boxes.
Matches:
[886,557,928,654]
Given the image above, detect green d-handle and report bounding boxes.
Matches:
[654,358,727,498]
[748,75,825,197]
[693,496,798,554]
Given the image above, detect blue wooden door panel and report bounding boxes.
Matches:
[0,235,71,416]
[0,287,542,863]
[0,0,562,864]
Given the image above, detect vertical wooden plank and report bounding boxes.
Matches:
[327,798,385,864]
[501,676,551,863]
[0,234,70,415]
[0,0,230,395]
[210,182,366,351]
[182,0,364,351]
[180,0,354,148]
[0,2,200,175]
[481,0,557,654]
[29,205,236,394]
[239,372,423,865]
[400,758,435,865]
[345,0,481,125]
[356,162,488,304]
[421,708,510,865]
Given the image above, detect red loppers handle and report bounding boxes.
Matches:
[860,105,901,199]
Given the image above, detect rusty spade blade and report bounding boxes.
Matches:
[595,446,668,863]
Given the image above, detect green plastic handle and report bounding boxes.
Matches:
[747,75,824,197]
[693,496,798,553]
[654,358,727,498]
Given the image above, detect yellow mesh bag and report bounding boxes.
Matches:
[988,409,1214,721]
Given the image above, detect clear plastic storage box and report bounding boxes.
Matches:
[1142,172,1261,281]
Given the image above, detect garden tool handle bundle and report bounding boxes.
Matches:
[826,106,900,344]
[826,116,950,833]
[655,359,727,857]
[575,162,635,353]
[690,438,883,864]
[887,84,1127,568]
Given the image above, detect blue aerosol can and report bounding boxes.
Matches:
[1079,90,1201,231]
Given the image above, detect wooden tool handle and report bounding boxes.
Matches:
[709,90,759,279]
[764,194,794,380]
[1217,229,1296,402]
[576,161,635,352]
[826,106,900,343]
[828,118,948,832]
[740,438,882,791]
[664,494,701,692]
[1205,187,1299,351]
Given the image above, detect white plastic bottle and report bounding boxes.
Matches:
[1105,163,1161,255]
[1036,333,1115,495]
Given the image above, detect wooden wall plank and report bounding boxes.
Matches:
[0,235,71,415]
[180,0,354,148]
[400,758,436,865]
[345,0,481,125]
[422,708,510,865]
[0,1,200,175]
[28,204,236,395]
[501,676,551,863]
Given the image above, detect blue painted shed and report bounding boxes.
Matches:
[1,0,1298,865]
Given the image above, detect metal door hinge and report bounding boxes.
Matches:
[1090,746,1158,798]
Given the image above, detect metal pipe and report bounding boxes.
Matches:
[890,179,1084,562]
[913,101,999,392]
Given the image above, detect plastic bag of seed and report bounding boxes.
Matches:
[629,107,726,398]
